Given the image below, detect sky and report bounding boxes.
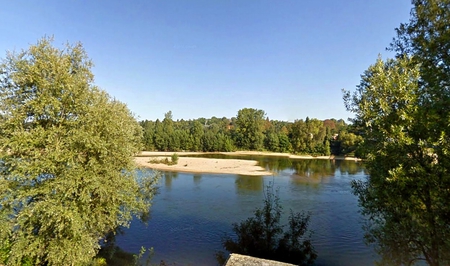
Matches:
[1,1,412,122]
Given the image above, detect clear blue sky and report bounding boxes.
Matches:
[1,1,412,122]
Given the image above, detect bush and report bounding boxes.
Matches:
[218,184,317,265]
[171,153,179,165]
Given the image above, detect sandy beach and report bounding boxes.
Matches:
[134,151,360,176]
[134,155,273,176]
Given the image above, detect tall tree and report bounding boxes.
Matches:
[190,120,204,151]
[234,108,266,150]
[0,38,158,265]
[344,53,450,265]
[347,1,450,264]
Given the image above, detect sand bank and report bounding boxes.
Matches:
[134,156,273,176]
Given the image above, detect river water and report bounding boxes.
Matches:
[115,157,377,265]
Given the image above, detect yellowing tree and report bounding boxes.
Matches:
[0,38,158,265]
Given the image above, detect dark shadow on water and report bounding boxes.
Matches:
[114,211,232,266]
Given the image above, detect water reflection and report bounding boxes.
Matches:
[163,171,178,189]
[337,160,365,175]
[259,156,293,173]
[235,175,264,193]
[193,174,202,185]
[183,154,367,177]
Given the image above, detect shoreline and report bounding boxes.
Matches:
[137,151,361,161]
[134,151,361,176]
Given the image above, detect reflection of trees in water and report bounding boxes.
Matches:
[193,174,202,185]
[235,175,264,193]
[164,172,178,189]
[256,157,293,173]
[292,160,335,178]
[337,160,365,175]
[290,160,336,186]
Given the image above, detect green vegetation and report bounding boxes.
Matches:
[0,38,159,265]
[218,184,317,265]
[344,0,450,265]
[234,108,266,150]
[148,153,179,166]
[171,153,179,164]
[140,109,359,156]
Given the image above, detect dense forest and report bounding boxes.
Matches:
[139,108,363,156]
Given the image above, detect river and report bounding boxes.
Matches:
[114,156,377,265]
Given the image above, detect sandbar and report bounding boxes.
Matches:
[134,155,273,176]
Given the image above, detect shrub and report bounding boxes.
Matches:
[171,153,179,165]
[218,184,317,265]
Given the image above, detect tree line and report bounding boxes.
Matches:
[139,108,363,156]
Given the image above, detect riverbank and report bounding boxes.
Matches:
[134,151,360,176]
[137,151,360,160]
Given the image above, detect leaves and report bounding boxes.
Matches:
[345,2,450,263]
[220,185,317,265]
[0,37,159,265]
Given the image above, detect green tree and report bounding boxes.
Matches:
[189,120,204,151]
[345,1,450,264]
[162,111,174,151]
[234,108,266,150]
[153,119,166,151]
[344,54,450,265]
[337,131,363,156]
[140,120,155,150]
[289,118,328,155]
[278,133,292,153]
[0,38,158,265]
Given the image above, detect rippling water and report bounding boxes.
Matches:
[115,157,377,265]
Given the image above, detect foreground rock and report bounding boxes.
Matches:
[225,254,296,266]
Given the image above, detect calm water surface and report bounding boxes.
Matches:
[116,157,376,265]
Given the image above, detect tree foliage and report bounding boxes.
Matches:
[140,112,353,156]
[344,1,450,264]
[289,118,329,155]
[219,185,317,265]
[234,108,266,150]
[0,38,158,265]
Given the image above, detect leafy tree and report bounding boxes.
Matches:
[264,131,280,152]
[234,108,266,150]
[153,119,166,151]
[278,133,292,153]
[219,185,316,265]
[289,118,328,155]
[189,120,204,151]
[345,1,450,264]
[140,120,155,150]
[289,119,308,153]
[344,54,450,265]
[162,111,174,151]
[0,38,158,265]
[337,131,363,156]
